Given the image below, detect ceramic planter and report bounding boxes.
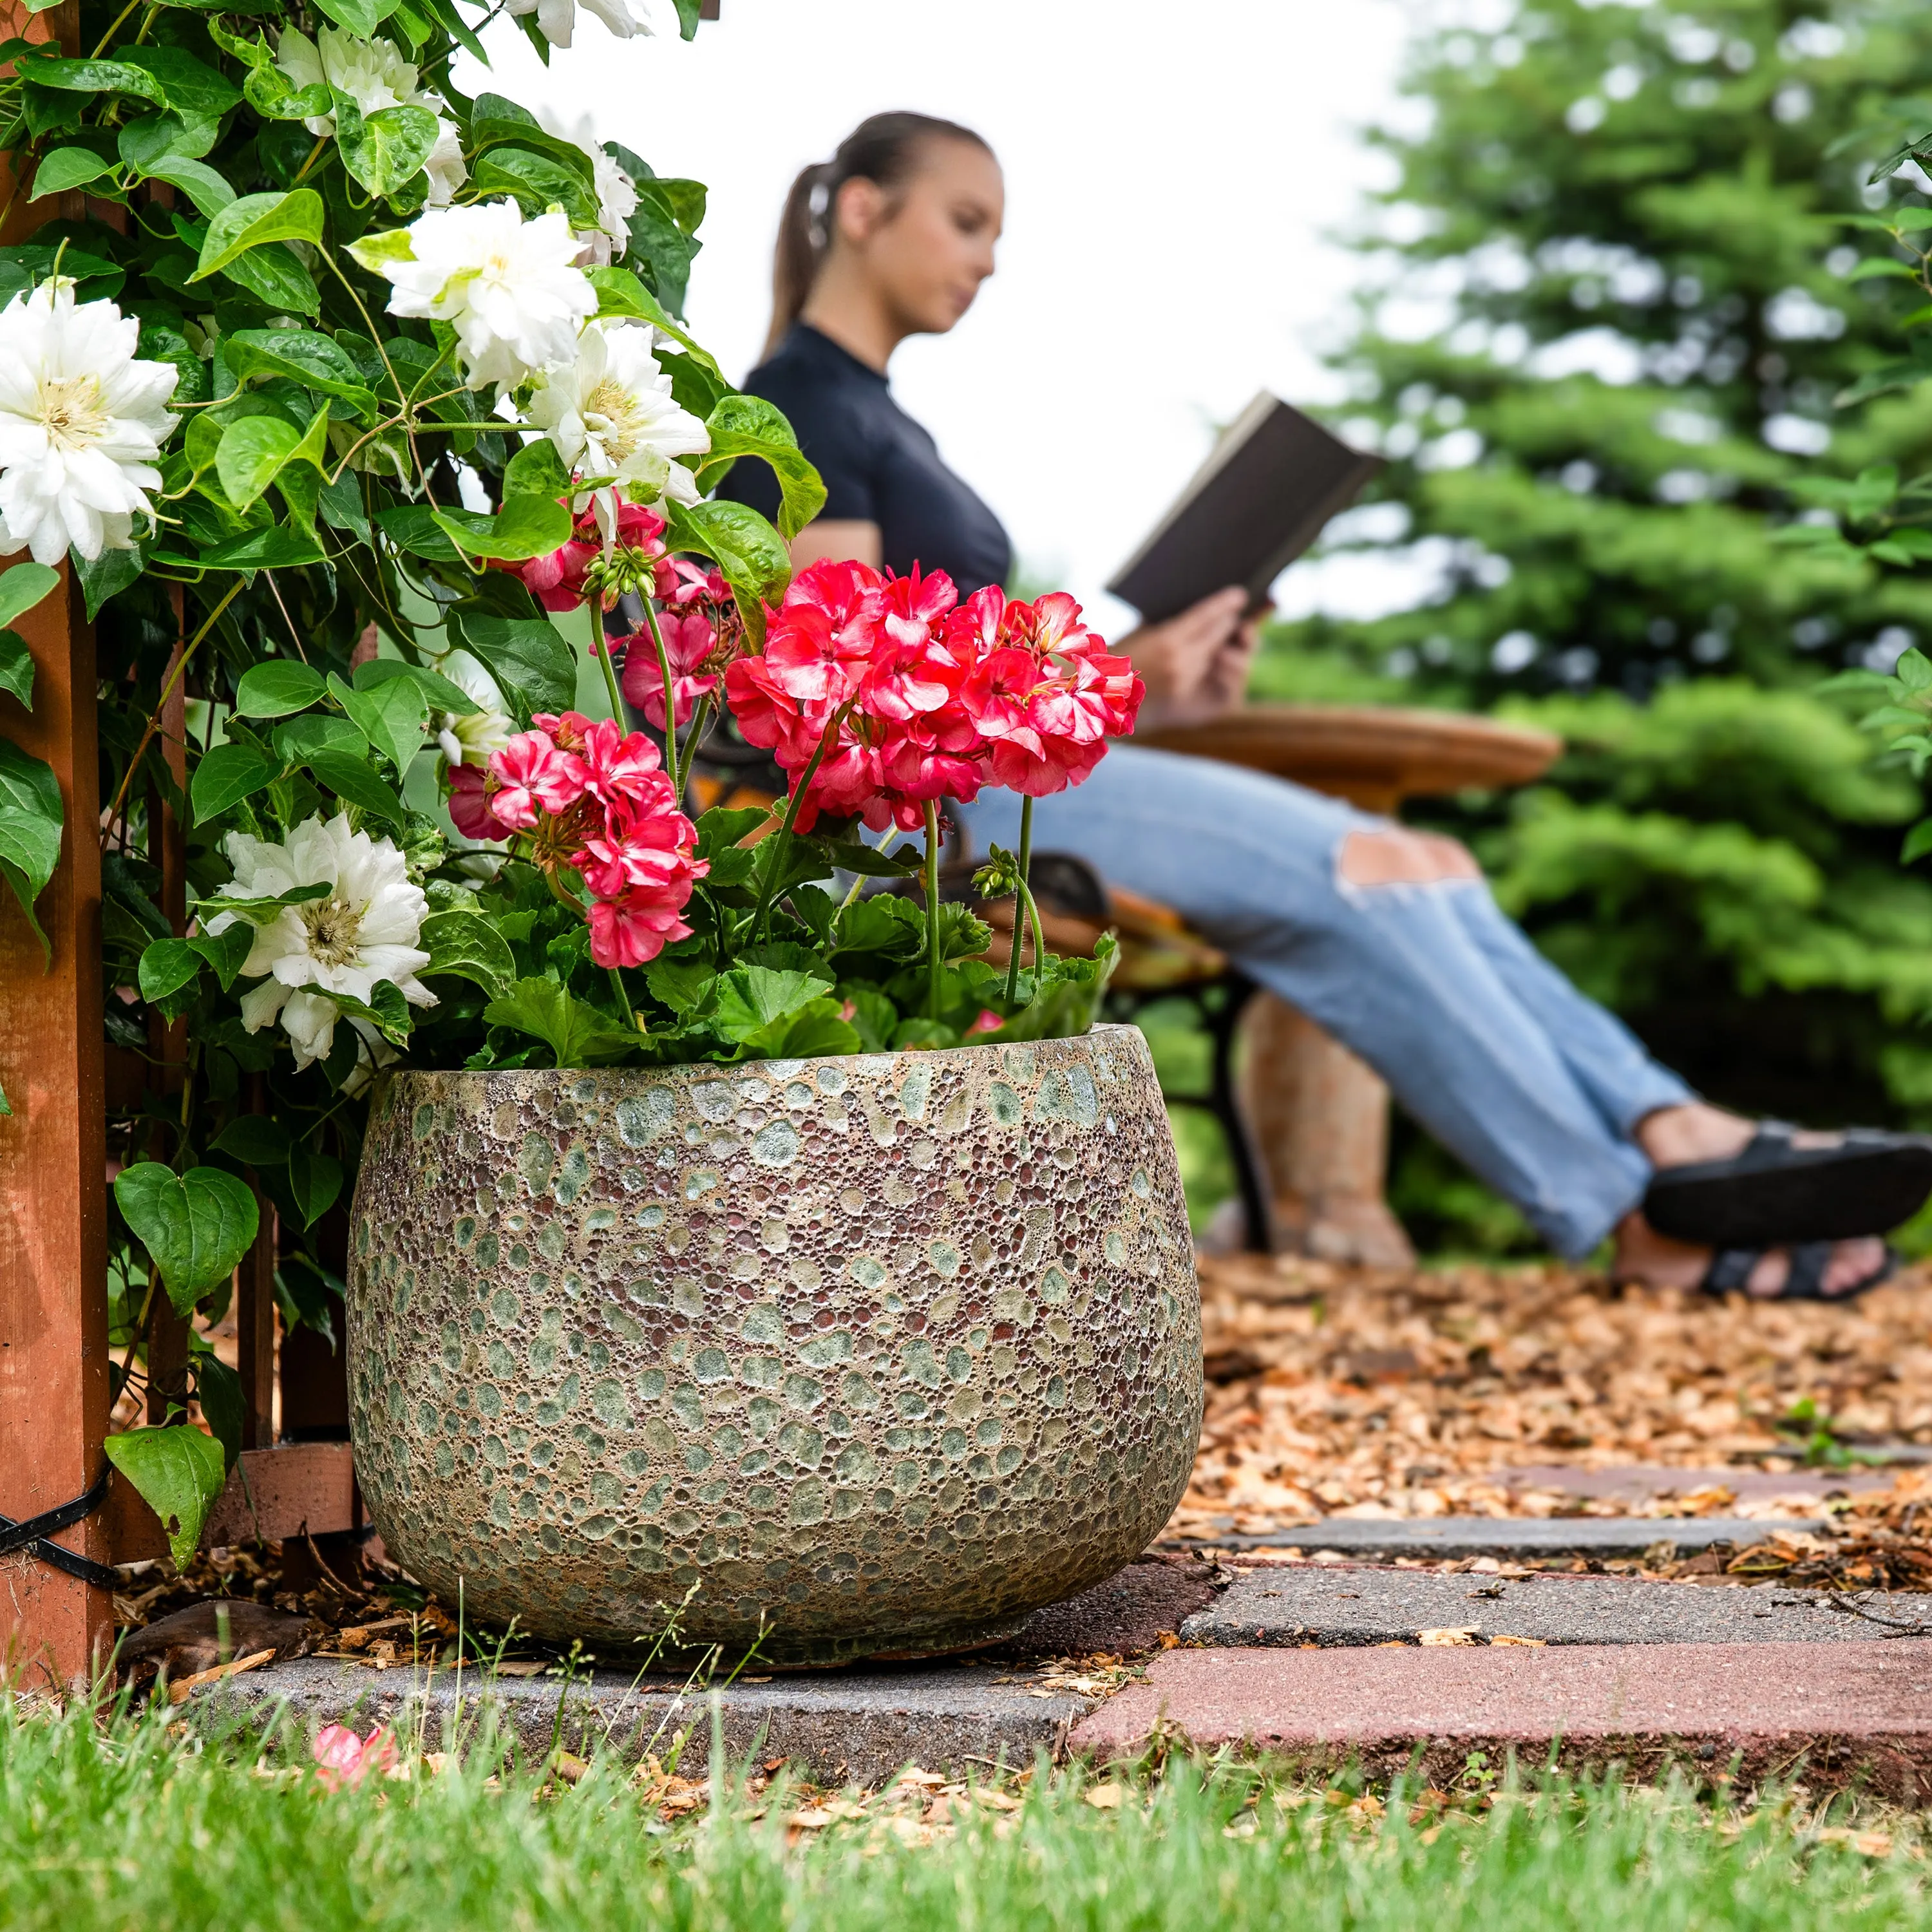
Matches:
[345,1023,1201,1666]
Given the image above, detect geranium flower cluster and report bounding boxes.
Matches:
[723,561,1143,831]
[448,711,705,969]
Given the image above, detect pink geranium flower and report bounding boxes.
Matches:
[573,785,698,899]
[312,1723,397,1790]
[507,500,668,613]
[620,606,720,730]
[587,883,696,969]
[573,717,665,808]
[488,730,587,830]
[448,762,513,841]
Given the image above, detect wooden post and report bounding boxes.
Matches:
[0,0,115,1687]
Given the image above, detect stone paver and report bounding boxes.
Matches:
[1179,1515,1812,1561]
[1187,1565,1918,1648]
[1072,1640,1932,1799]
[1502,1464,1895,1502]
[186,1654,1099,1786]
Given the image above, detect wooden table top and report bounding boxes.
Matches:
[1136,703,1563,811]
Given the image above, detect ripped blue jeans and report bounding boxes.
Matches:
[955,743,1693,1258]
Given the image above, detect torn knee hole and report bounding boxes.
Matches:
[1339,829,1481,888]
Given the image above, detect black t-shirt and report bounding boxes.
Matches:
[717,323,1013,594]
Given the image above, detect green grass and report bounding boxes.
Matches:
[5,1696,1931,1930]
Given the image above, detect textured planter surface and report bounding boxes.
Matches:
[346,1025,1202,1665]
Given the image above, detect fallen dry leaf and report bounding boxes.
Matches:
[1488,1634,1548,1647]
[1418,1628,1479,1646]
[167,1647,276,1704]
[1084,1783,1125,1810]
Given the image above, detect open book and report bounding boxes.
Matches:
[1106,393,1383,624]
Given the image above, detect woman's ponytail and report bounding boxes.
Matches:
[761,111,992,360]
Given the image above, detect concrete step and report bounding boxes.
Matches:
[1501,1464,1897,1502]
[1189,1563,1920,1648]
[1072,1639,1932,1801]
[1175,1515,1814,1561]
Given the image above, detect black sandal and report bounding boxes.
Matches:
[1700,1242,1897,1303]
[1644,1122,1932,1248]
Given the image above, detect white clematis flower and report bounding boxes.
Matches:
[354,202,597,393]
[275,26,467,206]
[538,108,638,265]
[0,281,178,567]
[431,649,513,767]
[506,0,650,51]
[526,321,708,514]
[208,814,437,1074]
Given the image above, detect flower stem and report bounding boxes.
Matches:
[1003,793,1035,1007]
[838,822,898,913]
[674,691,714,802]
[100,578,243,846]
[924,799,942,1023]
[591,606,625,725]
[748,704,847,945]
[607,967,639,1033]
[638,595,679,781]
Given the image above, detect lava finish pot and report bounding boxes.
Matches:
[345,1024,1202,1665]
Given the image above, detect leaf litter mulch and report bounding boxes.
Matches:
[1171,1253,1932,1597]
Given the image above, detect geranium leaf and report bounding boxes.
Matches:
[189,741,278,823]
[102,1425,227,1569]
[28,146,115,198]
[697,394,826,540]
[233,661,327,718]
[430,496,571,562]
[482,976,640,1066]
[113,1160,259,1316]
[327,670,426,777]
[307,749,406,825]
[190,187,325,281]
[710,964,834,1045]
[420,905,515,999]
[444,607,576,716]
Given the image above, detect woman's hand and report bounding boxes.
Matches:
[1118,586,1264,731]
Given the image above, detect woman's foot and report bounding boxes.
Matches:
[1634,1102,1846,1170]
[1612,1210,1886,1299]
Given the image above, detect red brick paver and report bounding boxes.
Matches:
[1072,1640,1932,1800]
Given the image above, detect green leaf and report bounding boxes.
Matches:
[197,524,328,571]
[193,920,256,990]
[215,415,303,510]
[103,1425,227,1569]
[113,1161,259,1316]
[773,1003,860,1060]
[1904,819,1932,864]
[138,936,202,1006]
[501,437,573,500]
[665,498,791,647]
[29,146,115,198]
[587,265,726,389]
[307,750,406,825]
[190,187,325,282]
[332,90,439,198]
[243,61,333,122]
[233,661,327,718]
[469,144,601,229]
[420,905,515,999]
[190,742,278,823]
[373,503,464,563]
[191,880,330,925]
[73,546,144,620]
[696,805,769,857]
[1846,256,1918,281]
[0,561,59,632]
[482,976,640,1066]
[0,633,29,710]
[286,1141,343,1231]
[671,0,702,37]
[195,1356,245,1472]
[430,495,572,562]
[274,714,367,766]
[146,154,234,216]
[710,964,834,1046]
[644,954,714,1012]
[211,1115,290,1166]
[114,45,242,118]
[354,657,479,716]
[0,737,63,963]
[697,394,826,541]
[311,0,395,39]
[27,57,169,104]
[118,108,223,173]
[327,669,426,777]
[1897,649,1932,692]
[224,328,377,417]
[444,607,576,715]
[218,242,322,316]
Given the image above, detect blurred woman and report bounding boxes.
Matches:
[720,111,1921,1300]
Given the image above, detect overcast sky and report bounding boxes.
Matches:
[466,0,1414,635]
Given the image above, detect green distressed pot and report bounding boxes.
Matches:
[345,1023,1202,1667]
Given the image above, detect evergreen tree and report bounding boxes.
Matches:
[1247,0,1932,1253]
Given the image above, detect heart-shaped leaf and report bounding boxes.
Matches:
[327,670,426,777]
[697,394,826,540]
[210,1115,290,1166]
[138,936,202,1006]
[430,495,572,562]
[0,737,62,962]
[146,154,234,216]
[191,187,325,281]
[103,1425,228,1569]
[29,146,115,198]
[286,1142,344,1230]
[0,561,59,632]
[0,632,31,710]
[113,1162,259,1316]
[307,750,406,825]
[197,524,328,571]
[216,415,303,510]
[443,607,576,715]
[334,93,439,198]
